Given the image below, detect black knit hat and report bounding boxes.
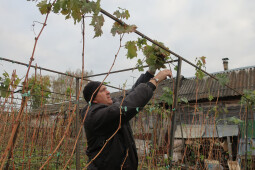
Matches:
[83,81,102,103]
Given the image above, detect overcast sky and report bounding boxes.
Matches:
[1,0,255,92]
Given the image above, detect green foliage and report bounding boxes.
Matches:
[146,156,152,160]
[137,59,144,71]
[125,39,170,72]
[143,41,170,70]
[65,87,73,97]
[53,0,101,23]
[198,106,203,112]
[179,97,188,104]
[122,80,127,89]
[227,116,244,124]
[216,73,229,86]
[111,8,136,36]
[143,104,169,118]
[111,22,137,36]
[51,69,92,103]
[208,93,214,101]
[90,14,104,38]
[207,89,214,101]
[0,71,21,98]
[212,106,219,118]
[37,0,52,14]
[195,56,206,80]
[200,155,205,161]
[31,0,105,37]
[125,41,137,59]
[174,65,178,71]
[241,89,255,107]
[223,107,229,114]
[34,0,137,37]
[137,37,147,49]
[160,87,189,105]
[113,7,130,19]
[28,75,51,109]
[160,87,173,106]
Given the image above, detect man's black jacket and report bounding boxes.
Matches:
[81,72,155,170]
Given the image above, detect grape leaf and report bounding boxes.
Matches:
[136,59,144,71]
[37,0,52,14]
[160,87,173,105]
[125,24,137,34]
[195,57,206,80]
[208,94,214,101]
[216,73,229,86]
[81,0,97,14]
[90,14,104,38]
[111,22,137,36]
[93,0,101,15]
[113,8,130,19]
[52,0,61,13]
[125,41,137,59]
[111,22,121,36]
[113,10,122,18]
[179,97,188,104]
[174,66,178,71]
[228,116,243,124]
[137,38,147,49]
[81,1,93,13]
[70,0,83,23]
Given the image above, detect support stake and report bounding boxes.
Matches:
[169,58,182,167]
[76,78,81,170]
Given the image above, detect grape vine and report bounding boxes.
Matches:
[30,0,138,38]
[125,38,171,71]
[0,71,21,98]
[195,56,206,80]
[29,0,172,71]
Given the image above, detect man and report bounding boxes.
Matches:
[81,69,172,170]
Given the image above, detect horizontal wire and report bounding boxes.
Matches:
[0,57,177,91]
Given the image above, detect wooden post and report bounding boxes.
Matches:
[178,104,187,164]
[223,104,233,160]
[245,105,249,170]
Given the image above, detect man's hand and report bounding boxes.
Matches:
[149,69,172,86]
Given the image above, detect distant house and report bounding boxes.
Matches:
[131,64,255,169]
[153,64,255,125]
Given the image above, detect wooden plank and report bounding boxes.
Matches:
[227,161,240,170]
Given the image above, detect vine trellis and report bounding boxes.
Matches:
[0,0,254,169]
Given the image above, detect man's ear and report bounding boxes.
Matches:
[93,98,98,104]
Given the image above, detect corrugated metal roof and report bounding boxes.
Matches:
[155,65,255,102]
[217,125,239,137]
[203,125,218,138]
[175,124,205,138]
[238,138,255,156]
[175,124,239,138]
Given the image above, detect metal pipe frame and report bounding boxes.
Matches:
[168,58,182,167]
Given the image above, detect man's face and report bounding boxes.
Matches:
[93,85,113,105]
